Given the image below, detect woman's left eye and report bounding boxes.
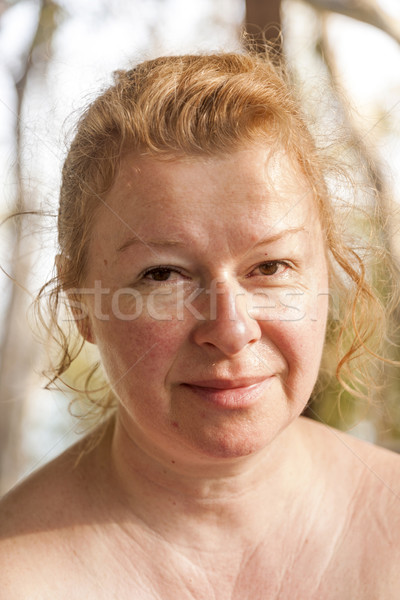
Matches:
[251,261,290,277]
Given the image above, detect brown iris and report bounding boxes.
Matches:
[259,262,280,276]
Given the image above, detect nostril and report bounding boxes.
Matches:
[190,280,263,356]
[192,315,261,357]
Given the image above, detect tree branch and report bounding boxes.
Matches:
[305,0,400,45]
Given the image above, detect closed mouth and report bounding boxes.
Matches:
[181,377,275,409]
[183,376,271,389]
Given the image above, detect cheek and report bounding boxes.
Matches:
[260,295,328,399]
[90,310,188,393]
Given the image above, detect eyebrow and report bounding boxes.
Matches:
[117,227,306,254]
[249,226,306,250]
[117,237,186,252]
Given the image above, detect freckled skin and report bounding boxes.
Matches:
[83,146,329,464]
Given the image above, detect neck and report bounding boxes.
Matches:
[106,414,313,549]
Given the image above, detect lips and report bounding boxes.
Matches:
[181,376,275,409]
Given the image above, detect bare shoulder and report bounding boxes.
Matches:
[0,422,113,598]
[299,415,400,490]
[299,416,400,595]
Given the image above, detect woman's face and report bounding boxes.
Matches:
[82,146,329,463]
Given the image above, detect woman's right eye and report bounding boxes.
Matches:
[142,266,183,282]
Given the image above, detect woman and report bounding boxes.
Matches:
[0,52,399,599]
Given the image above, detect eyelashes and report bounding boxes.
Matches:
[250,261,291,277]
[141,266,187,282]
[140,261,292,284]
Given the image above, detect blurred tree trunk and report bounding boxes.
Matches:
[245,0,282,52]
[244,0,399,50]
[0,0,61,495]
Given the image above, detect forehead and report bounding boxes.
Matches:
[87,146,324,267]
[106,146,319,228]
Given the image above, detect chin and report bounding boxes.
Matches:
[185,424,278,461]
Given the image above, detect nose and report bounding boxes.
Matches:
[192,278,261,356]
